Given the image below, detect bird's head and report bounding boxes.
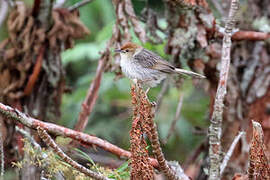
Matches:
[115,42,142,59]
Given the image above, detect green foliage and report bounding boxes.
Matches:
[108,161,130,179]
[12,140,130,180]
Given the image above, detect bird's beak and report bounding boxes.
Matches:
[114,49,122,53]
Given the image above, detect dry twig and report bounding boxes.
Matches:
[68,0,95,11]
[163,93,184,144]
[212,30,270,41]
[37,127,111,180]
[0,102,159,168]
[74,53,108,132]
[155,79,169,113]
[208,0,239,179]
[220,131,245,175]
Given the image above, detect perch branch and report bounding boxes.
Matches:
[220,131,245,175]
[0,102,159,168]
[37,127,111,180]
[133,85,187,180]
[208,0,239,179]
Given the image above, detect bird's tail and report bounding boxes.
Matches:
[174,68,206,79]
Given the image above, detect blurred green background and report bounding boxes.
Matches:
[0,0,210,163]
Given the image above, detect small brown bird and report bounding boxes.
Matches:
[115,42,205,88]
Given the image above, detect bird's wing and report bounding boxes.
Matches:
[133,49,175,73]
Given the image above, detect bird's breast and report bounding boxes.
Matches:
[120,57,137,79]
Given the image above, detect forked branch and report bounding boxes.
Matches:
[208,0,239,179]
[37,127,111,180]
[0,102,159,168]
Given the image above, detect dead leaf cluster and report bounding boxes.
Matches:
[0,2,89,103]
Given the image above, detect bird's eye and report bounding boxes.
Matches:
[125,49,129,53]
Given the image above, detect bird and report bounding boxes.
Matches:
[115,42,205,88]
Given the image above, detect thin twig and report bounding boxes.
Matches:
[37,127,111,180]
[68,0,95,11]
[74,54,108,132]
[220,131,245,175]
[16,126,42,152]
[208,0,239,179]
[16,126,66,180]
[0,102,159,168]
[212,29,270,41]
[155,79,169,113]
[124,0,147,43]
[163,93,184,144]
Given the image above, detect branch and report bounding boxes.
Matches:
[33,0,53,30]
[208,0,239,179]
[16,126,42,152]
[155,79,169,113]
[37,127,111,180]
[24,46,45,95]
[220,131,245,175]
[74,54,108,132]
[124,0,147,43]
[163,93,184,144]
[68,0,95,12]
[0,102,159,168]
[232,31,270,41]
[16,126,66,180]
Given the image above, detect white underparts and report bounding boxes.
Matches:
[120,52,166,87]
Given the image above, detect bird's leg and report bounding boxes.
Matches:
[142,87,150,100]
